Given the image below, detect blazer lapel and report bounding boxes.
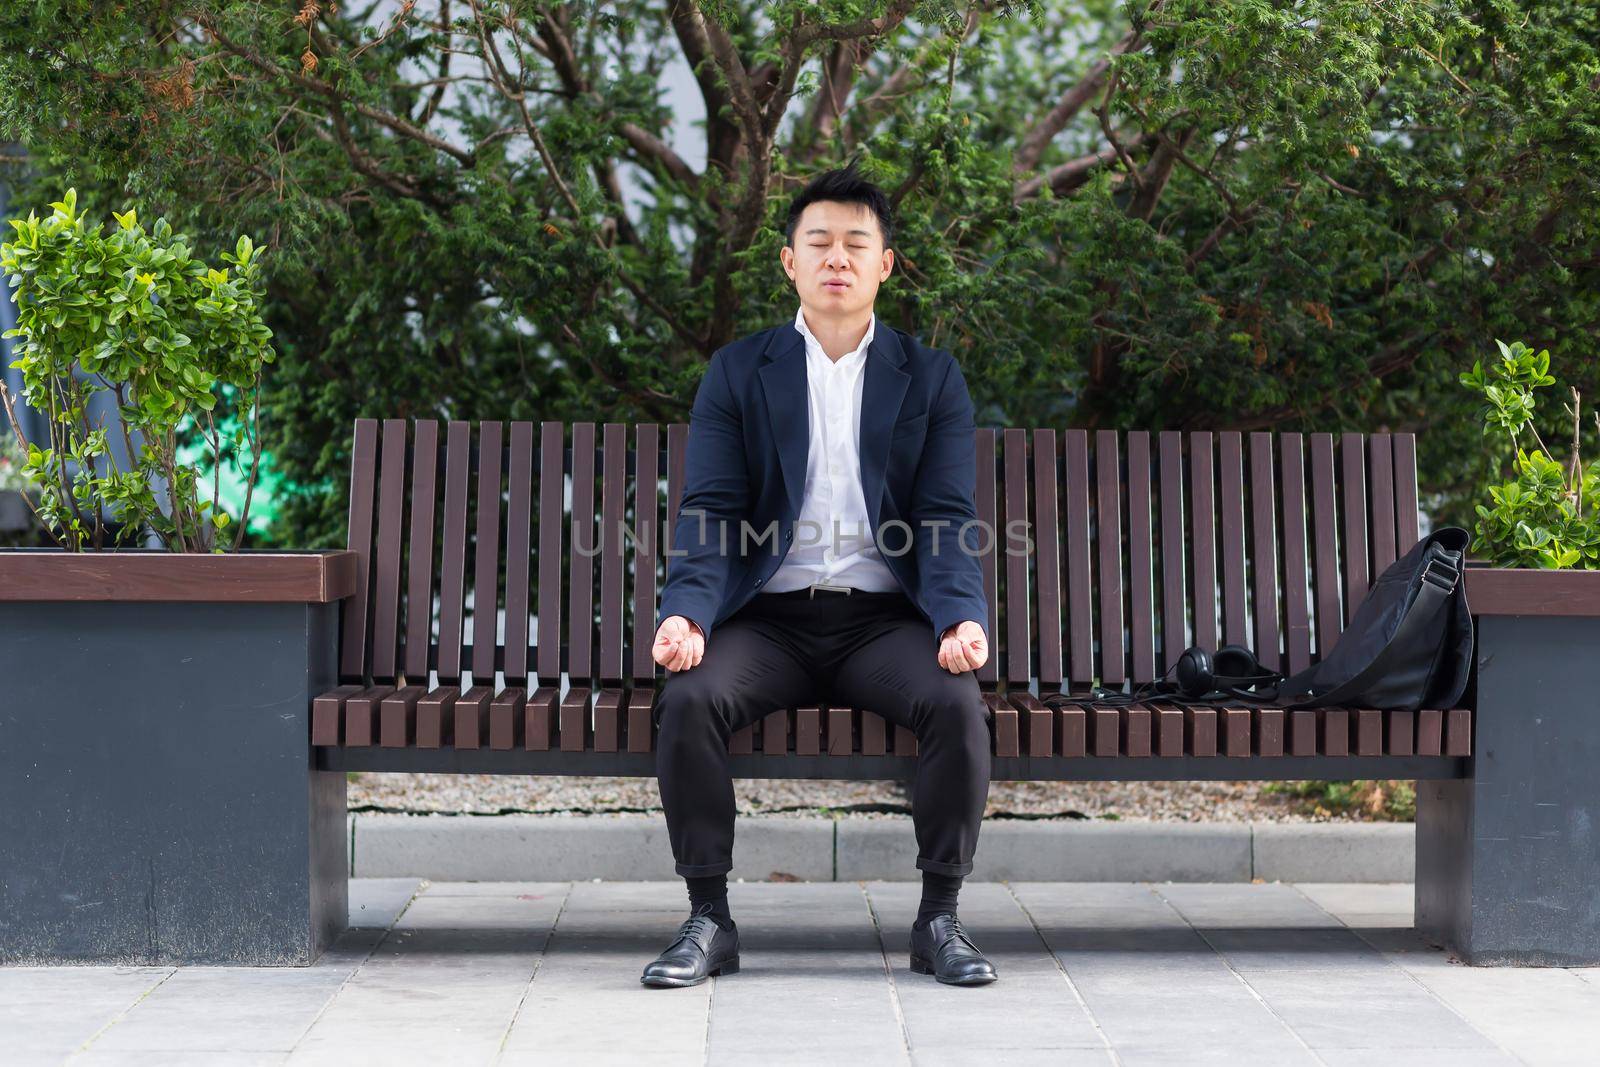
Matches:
[758,325,809,521]
[858,327,910,529]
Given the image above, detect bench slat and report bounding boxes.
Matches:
[568,423,597,687]
[599,423,626,684]
[371,419,408,681]
[633,425,661,683]
[490,686,528,750]
[1279,433,1313,675]
[503,423,535,683]
[627,688,656,754]
[593,689,623,752]
[1249,433,1281,671]
[796,706,822,756]
[975,429,1001,686]
[340,419,379,681]
[827,707,854,756]
[1127,432,1156,683]
[1033,430,1064,686]
[1095,430,1125,686]
[1254,706,1285,757]
[1009,691,1054,758]
[1394,433,1421,553]
[763,710,789,755]
[380,684,425,748]
[454,685,494,749]
[1219,431,1249,648]
[560,686,593,752]
[1151,701,1183,757]
[1063,430,1093,685]
[436,422,471,682]
[1122,703,1152,758]
[861,710,887,756]
[525,685,559,751]
[1369,433,1398,575]
[1386,707,1415,756]
[403,420,440,682]
[1308,434,1342,663]
[1190,432,1219,653]
[1002,429,1031,686]
[730,719,755,755]
[416,685,458,748]
[312,684,364,746]
[989,692,1019,759]
[345,684,396,748]
[1417,707,1443,756]
[1184,702,1218,757]
[1341,432,1371,619]
[472,422,505,685]
[1158,432,1187,673]
[536,424,565,687]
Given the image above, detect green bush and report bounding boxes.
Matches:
[1460,340,1600,568]
[0,189,275,551]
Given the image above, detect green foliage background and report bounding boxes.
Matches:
[1,0,1596,549]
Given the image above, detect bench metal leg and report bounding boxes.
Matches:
[0,601,347,965]
[1416,613,1600,966]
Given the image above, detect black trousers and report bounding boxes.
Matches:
[653,588,992,878]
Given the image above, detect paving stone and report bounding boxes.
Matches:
[1153,883,1500,1052]
[1292,881,1414,928]
[705,882,907,1062]
[862,881,1105,1053]
[499,883,713,1059]
[346,877,421,928]
[0,967,172,1057]
[1008,883,1311,1058]
[286,885,568,1064]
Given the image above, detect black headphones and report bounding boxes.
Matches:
[1173,643,1282,700]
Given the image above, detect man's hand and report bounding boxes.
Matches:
[653,615,705,672]
[937,620,988,674]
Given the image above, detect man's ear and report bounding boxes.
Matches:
[880,248,894,282]
[780,243,795,281]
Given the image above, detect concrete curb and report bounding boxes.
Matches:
[348,813,1415,883]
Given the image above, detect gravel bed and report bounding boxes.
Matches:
[347,773,1397,823]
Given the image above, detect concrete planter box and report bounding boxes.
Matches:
[0,548,357,965]
[1419,562,1600,965]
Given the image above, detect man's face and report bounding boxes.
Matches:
[780,200,894,317]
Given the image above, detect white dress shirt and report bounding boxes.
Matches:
[763,306,901,594]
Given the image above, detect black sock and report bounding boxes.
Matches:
[685,873,733,929]
[915,871,962,927]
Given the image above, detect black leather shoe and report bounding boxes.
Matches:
[640,904,741,988]
[909,913,998,985]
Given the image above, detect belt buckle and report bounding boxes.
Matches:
[808,581,853,598]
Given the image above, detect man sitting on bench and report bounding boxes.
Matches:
[643,163,999,988]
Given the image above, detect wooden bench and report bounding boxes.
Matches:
[313,418,1470,782]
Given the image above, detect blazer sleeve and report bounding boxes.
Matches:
[910,353,990,649]
[656,347,747,645]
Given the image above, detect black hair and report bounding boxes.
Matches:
[783,162,894,250]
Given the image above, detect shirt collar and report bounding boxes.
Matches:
[794,305,875,367]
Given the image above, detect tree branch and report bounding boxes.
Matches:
[1013,25,1145,174]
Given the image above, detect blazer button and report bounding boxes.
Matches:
[785,530,793,541]
[755,578,764,586]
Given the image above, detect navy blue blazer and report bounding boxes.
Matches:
[656,319,989,649]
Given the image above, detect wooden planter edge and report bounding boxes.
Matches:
[0,549,358,603]
[1464,562,1600,617]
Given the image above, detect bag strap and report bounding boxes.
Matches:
[1272,542,1461,709]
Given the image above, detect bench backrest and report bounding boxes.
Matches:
[336,419,1420,694]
